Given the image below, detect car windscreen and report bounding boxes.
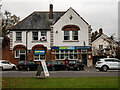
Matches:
[18,61,24,65]
[69,61,76,64]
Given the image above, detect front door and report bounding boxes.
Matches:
[82,54,87,66]
[20,54,25,61]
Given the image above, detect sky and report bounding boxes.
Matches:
[0,0,119,40]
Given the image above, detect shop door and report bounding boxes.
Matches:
[20,54,25,61]
[82,54,87,66]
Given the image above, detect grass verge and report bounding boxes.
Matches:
[2,77,119,88]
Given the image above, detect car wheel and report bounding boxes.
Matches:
[12,66,16,70]
[0,67,3,71]
[102,66,108,72]
[26,67,30,71]
[52,67,55,71]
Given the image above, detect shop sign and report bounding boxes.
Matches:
[34,50,45,55]
[59,46,75,50]
[76,46,91,49]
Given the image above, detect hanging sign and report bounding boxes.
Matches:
[41,61,49,77]
[34,50,45,55]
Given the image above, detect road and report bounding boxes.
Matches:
[1,69,120,77]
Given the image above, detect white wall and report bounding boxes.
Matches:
[0,11,3,31]
[53,8,90,46]
[12,30,51,50]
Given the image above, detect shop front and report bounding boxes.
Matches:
[34,50,46,61]
[51,46,92,66]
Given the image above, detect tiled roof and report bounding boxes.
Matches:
[10,12,65,30]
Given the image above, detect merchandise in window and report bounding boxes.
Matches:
[72,31,78,40]
[34,54,45,61]
[64,31,70,40]
[16,32,22,41]
[55,50,78,60]
[32,32,38,40]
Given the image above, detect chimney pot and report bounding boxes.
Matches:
[99,28,103,35]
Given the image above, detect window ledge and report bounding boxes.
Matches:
[15,41,23,43]
[63,40,79,42]
[31,41,48,43]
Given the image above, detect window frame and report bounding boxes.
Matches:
[55,50,78,60]
[32,32,38,41]
[16,32,22,41]
[64,31,70,40]
[72,31,78,40]
[40,31,47,41]
[15,50,25,58]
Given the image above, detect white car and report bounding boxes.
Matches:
[0,60,16,70]
[95,58,120,72]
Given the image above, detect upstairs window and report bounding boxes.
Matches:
[16,32,22,41]
[64,31,70,40]
[72,31,78,40]
[99,45,103,50]
[32,32,38,41]
[40,32,47,41]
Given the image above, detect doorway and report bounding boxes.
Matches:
[82,54,87,66]
[20,54,25,61]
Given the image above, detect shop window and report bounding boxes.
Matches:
[34,55,45,61]
[32,32,38,40]
[40,32,47,41]
[34,55,39,60]
[64,31,70,40]
[16,32,22,41]
[72,31,78,40]
[55,50,78,60]
[15,50,25,58]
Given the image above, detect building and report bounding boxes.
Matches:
[9,4,92,66]
[91,28,118,64]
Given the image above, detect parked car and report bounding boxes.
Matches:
[0,60,16,70]
[17,60,38,71]
[95,58,120,72]
[67,60,84,71]
[46,61,66,71]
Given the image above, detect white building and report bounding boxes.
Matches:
[92,28,118,57]
[9,4,92,66]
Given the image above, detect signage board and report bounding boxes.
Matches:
[41,61,49,77]
[59,46,75,50]
[34,50,45,55]
[51,46,91,50]
[76,46,91,49]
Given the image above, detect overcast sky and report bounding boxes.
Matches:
[0,0,119,39]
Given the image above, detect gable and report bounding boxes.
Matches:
[53,7,89,26]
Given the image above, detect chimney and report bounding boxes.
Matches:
[92,32,95,36]
[99,28,103,35]
[95,31,98,35]
[49,4,53,19]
